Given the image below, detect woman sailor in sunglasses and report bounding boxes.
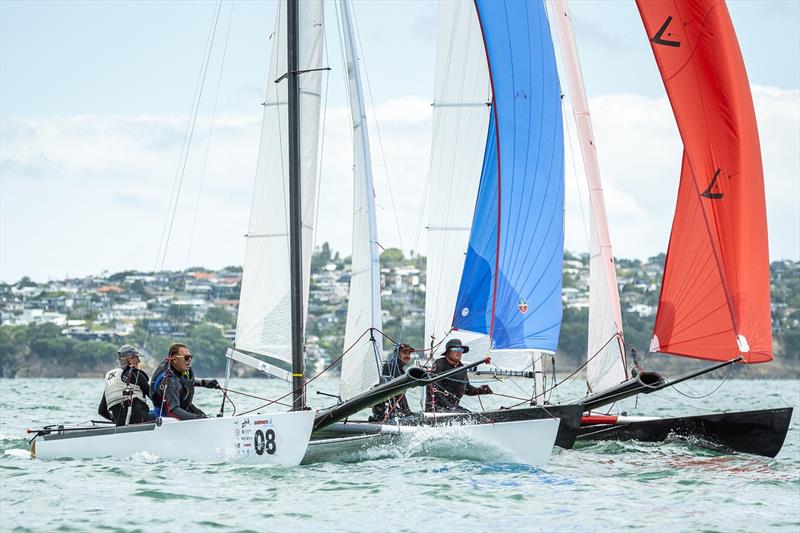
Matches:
[149,343,220,420]
[424,338,492,413]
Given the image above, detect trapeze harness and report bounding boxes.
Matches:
[103,367,146,409]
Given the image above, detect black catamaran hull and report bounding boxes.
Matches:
[577,407,793,458]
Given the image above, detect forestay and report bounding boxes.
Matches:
[638,0,772,363]
[234,1,325,370]
[551,0,627,393]
[452,0,565,355]
[338,0,384,401]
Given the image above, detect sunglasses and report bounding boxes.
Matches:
[448,347,465,353]
[177,355,193,362]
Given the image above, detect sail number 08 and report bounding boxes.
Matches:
[254,429,276,455]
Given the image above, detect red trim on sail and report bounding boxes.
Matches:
[638,0,772,363]
[473,0,502,341]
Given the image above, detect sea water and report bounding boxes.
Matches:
[1,377,798,532]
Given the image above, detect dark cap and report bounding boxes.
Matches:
[443,338,469,354]
[397,343,415,353]
[118,344,142,358]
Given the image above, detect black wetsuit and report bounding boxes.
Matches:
[369,356,413,421]
[98,366,152,426]
[424,356,481,413]
[150,362,214,420]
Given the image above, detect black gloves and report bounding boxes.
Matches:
[202,379,221,389]
[477,384,493,395]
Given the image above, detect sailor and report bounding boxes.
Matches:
[98,344,152,426]
[424,338,492,413]
[149,343,220,420]
[369,343,416,421]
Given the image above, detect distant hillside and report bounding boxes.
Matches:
[1,247,797,379]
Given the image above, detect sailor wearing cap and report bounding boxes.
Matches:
[98,344,153,426]
[369,343,417,421]
[424,338,493,413]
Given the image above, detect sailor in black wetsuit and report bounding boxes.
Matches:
[369,343,416,421]
[150,343,220,420]
[98,344,152,426]
[424,338,492,413]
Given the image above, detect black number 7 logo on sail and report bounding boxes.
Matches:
[651,16,681,47]
[700,168,724,200]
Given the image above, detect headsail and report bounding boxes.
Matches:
[234,0,325,369]
[452,0,564,353]
[338,0,384,401]
[638,0,772,363]
[551,0,627,392]
[424,0,491,356]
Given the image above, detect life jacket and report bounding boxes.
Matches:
[104,367,146,409]
[150,363,195,416]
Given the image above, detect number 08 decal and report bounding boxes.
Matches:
[254,429,277,455]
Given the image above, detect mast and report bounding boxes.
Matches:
[287,0,305,410]
[551,0,627,392]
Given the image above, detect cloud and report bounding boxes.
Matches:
[1,86,797,283]
[564,85,799,262]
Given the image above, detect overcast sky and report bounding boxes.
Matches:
[2,0,798,283]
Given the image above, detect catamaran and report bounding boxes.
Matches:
[555,0,793,458]
[301,0,565,466]
[30,0,566,467]
[30,0,326,464]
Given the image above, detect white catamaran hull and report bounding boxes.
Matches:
[32,411,315,466]
[306,418,560,466]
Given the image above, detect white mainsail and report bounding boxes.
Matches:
[234,1,325,369]
[338,0,384,401]
[424,0,491,359]
[551,0,627,392]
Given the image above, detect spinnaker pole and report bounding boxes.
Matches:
[287,0,306,410]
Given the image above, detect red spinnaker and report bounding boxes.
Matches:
[638,0,772,363]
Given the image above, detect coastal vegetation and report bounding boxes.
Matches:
[1,247,797,378]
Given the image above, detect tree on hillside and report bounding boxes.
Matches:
[311,242,333,271]
[16,276,38,288]
[108,270,138,283]
[380,248,405,269]
[205,306,235,328]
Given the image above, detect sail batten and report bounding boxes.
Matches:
[424,0,491,353]
[638,0,772,363]
[234,1,324,364]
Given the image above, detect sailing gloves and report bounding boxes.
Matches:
[477,385,493,395]
[199,379,221,390]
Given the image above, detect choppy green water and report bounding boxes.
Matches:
[1,377,798,532]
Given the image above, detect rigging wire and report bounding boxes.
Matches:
[144,0,224,350]
[184,0,236,269]
[348,2,408,346]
